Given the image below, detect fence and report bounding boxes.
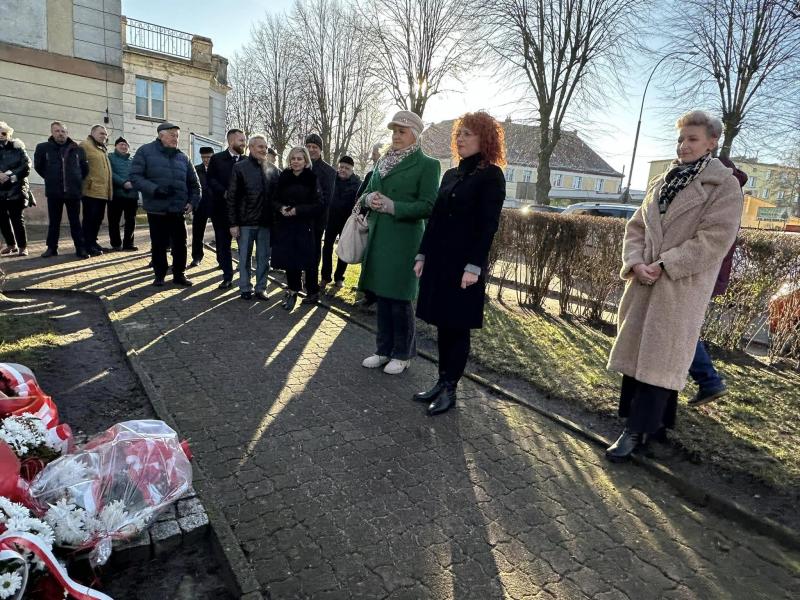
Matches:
[124,18,193,60]
[489,211,800,363]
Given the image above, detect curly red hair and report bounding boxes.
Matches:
[450,111,506,168]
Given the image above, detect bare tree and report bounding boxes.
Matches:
[225,51,261,137]
[361,0,479,117]
[291,0,378,163]
[247,15,303,168]
[660,0,800,158]
[351,101,389,174]
[485,0,649,204]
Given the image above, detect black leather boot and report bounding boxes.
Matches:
[427,382,457,416]
[413,380,445,403]
[605,429,645,462]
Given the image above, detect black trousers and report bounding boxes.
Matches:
[45,195,84,251]
[437,327,471,384]
[107,197,138,249]
[320,208,350,282]
[376,296,416,360]
[191,203,211,261]
[0,199,26,249]
[211,214,234,281]
[618,375,678,434]
[147,212,187,280]
[286,269,320,294]
[81,196,107,250]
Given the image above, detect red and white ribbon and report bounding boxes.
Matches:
[0,531,113,600]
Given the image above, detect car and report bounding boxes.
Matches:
[562,202,637,220]
[523,204,565,214]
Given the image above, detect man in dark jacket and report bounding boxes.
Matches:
[107,137,139,251]
[687,156,747,407]
[206,129,246,289]
[227,135,279,300]
[320,155,361,289]
[34,121,89,258]
[130,123,200,287]
[0,121,31,256]
[189,146,215,267]
[305,133,336,286]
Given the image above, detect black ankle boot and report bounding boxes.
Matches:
[413,380,445,403]
[605,429,645,462]
[427,382,457,416]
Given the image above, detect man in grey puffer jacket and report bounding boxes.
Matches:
[130,123,200,287]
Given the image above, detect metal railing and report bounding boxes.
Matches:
[124,18,193,60]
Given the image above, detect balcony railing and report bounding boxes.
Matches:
[124,18,193,60]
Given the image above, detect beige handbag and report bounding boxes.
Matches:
[336,198,369,263]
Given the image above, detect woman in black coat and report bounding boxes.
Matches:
[414,112,507,415]
[0,121,31,256]
[271,146,323,311]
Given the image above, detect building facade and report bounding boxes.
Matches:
[648,157,800,208]
[0,1,228,221]
[422,119,624,207]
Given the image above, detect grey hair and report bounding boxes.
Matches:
[675,110,723,140]
[288,146,312,168]
[90,124,107,133]
[50,121,66,131]
[0,121,13,137]
[248,134,268,147]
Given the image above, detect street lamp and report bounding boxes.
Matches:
[621,50,699,203]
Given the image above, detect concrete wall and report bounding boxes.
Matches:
[72,0,122,66]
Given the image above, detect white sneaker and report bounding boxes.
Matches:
[362,354,390,368]
[383,359,410,375]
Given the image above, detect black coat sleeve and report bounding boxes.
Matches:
[33,143,46,179]
[206,154,227,198]
[467,167,505,269]
[227,165,241,226]
[294,183,324,218]
[77,147,89,179]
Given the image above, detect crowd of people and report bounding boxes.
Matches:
[0,108,744,439]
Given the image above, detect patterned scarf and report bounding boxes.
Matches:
[658,152,713,214]
[376,141,419,178]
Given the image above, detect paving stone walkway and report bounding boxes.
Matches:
[3,241,799,600]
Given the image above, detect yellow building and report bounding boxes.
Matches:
[740,195,800,231]
[648,157,800,208]
[424,119,623,206]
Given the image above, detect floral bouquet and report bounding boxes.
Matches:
[29,420,193,566]
[0,496,110,600]
[0,364,59,429]
[0,414,71,482]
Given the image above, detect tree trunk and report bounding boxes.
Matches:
[535,126,559,205]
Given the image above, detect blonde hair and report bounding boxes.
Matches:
[0,121,12,137]
[675,110,723,140]
[288,146,312,168]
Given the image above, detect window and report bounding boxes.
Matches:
[777,191,786,201]
[572,176,582,190]
[136,77,165,119]
[746,176,757,189]
[595,178,605,193]
[551,173,563,187]
[505,168,514,182]
[523,170,532,183]
[762,188,770,199]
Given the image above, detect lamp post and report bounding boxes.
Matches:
[621,50,698,203]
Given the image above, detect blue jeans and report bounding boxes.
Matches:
[238,226,270,293]
[688,340,724,392]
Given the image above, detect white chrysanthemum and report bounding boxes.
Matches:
[0,497,29,523]
[45,499,89,546]
[0,413,46,457]
[0,571,23,599]
[4,515,32,533]
[24,517,55,547]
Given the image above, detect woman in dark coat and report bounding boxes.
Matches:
[414,112,507,415]
[271,146,323,311]
[0,121,31,256]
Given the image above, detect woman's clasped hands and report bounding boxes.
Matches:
[632,262,662,286]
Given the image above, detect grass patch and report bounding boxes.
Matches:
[0,311,60,368]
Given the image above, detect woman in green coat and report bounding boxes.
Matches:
[359,110,441,375]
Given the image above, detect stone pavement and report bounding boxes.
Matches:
[3,240,799,600]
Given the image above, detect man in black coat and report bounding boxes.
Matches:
[189,146,215,267]
[227,135,279,300]
[304,133,336,287]
[33,121,89,258]
[206,129,246,289]
[320,155,361,289]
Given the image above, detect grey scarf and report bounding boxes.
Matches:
[376,142,419,178]
[658,153,713,214]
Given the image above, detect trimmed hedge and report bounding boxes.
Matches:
[489,210,800,362]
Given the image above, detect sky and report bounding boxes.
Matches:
[123,0,688,190]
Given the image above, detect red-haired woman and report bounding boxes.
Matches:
[413,112,507,416]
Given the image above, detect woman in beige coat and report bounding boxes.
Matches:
[606,110,743,462]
